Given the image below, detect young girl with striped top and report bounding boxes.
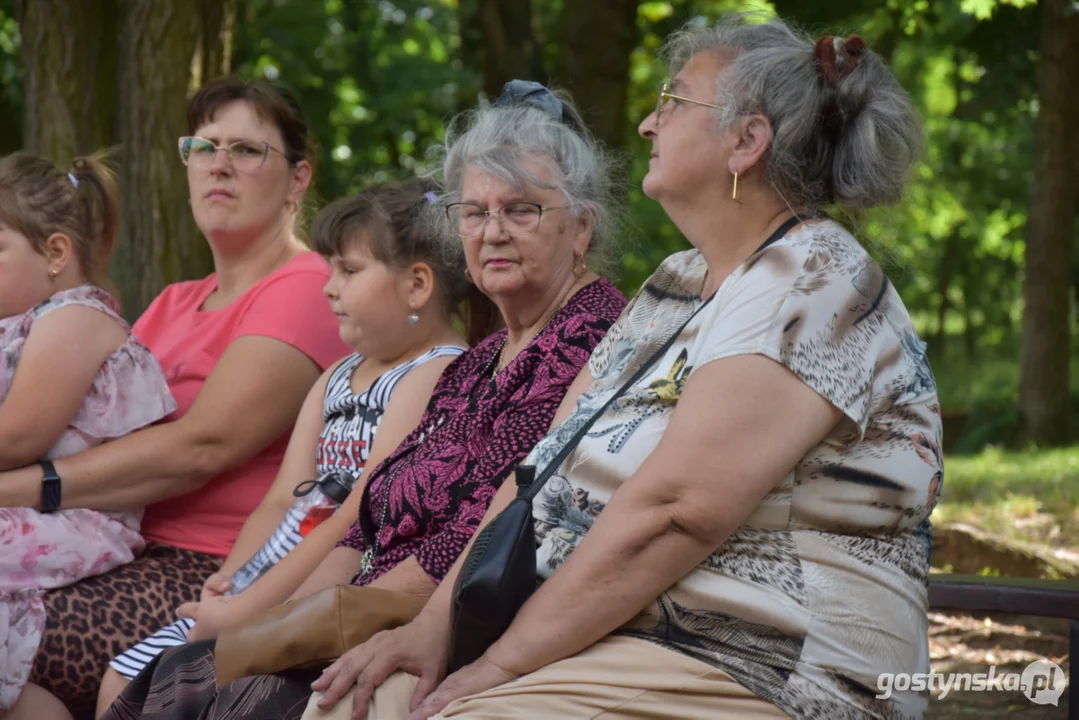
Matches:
[99,178,474,709]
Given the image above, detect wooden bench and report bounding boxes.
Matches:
[929,574,1079,719]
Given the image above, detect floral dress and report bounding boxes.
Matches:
[0,285,176,709]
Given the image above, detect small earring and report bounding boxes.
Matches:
[732,171,743,204]
[407,310,420,327]
[49,270,58,281]
[574,255,587,276]
[464,268,473,284]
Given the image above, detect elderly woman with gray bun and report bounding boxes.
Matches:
[307,14,942,720]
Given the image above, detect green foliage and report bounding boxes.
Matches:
[857,2,1038,361]
[931,340,1079,451]
[0,0,21,154]
[0,2,17,88]
[232,0,475,205]
[221,0,1073,440]
[225,0,1052,322]
[1,0,1068,436]
[937,445,1079,547]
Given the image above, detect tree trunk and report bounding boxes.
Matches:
[962,273,977,360]
[459,0,545,102]
[111,0,230,320]
[1073,264,1079,319]
[1018,0,1079,446]
[0,82,22,157]
[16,0,118,165]
[558,0,640,150]
[230,0,251,71]
[931,230,959,364]
[194,0,235,88]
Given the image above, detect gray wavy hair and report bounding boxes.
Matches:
[433,91,624,277]
[663,14,923,209]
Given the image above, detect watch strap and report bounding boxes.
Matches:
[39,460,62,513]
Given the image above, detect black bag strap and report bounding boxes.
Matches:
[521,293,713,502]
[521,213,806,503]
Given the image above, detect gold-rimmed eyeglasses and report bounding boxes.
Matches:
[178,136,290,171]
[654,82,726,125]
[446,202,570,239]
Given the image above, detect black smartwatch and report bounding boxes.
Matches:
[39,460,62,513]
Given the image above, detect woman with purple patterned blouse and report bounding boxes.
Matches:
[100,81,627,720]
[331,277,625,586]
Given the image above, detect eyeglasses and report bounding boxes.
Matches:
[178,136,289,172]
[654,82,725,125]
[445,202,569,239]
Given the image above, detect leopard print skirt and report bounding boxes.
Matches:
[29,542,220,720]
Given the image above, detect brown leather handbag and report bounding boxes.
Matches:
[214,585,425,687]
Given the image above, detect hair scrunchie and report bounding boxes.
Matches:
[814,34,867,84]
[493,79,586,135]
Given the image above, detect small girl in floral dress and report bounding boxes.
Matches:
[0,152,175,710]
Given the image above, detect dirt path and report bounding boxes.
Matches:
[926,611,1070,718]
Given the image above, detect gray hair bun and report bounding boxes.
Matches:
[663,15,923,210]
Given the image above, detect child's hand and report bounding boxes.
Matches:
[178,595,247,642]
[199,572,232,603]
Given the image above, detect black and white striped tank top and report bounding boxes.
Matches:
[228,344,464,591]
[108,344,465,680]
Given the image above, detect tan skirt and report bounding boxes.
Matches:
[303,634,790,719]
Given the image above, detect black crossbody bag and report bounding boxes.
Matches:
[447,294,715,672]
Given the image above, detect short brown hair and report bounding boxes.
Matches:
[186,77,312,166]
[313,178,499,345]
[0,151,121,285]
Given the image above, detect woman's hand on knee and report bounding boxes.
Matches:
[310,618,448,719]
[409,654,520,720]
[309,629,397,716]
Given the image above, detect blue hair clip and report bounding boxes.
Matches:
[424,191,438,205]
[493,79,563,122]
[68,173,79,188]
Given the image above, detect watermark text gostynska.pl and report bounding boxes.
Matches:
[876,659,1066,706]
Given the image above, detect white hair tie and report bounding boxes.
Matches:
[68,173,80,188]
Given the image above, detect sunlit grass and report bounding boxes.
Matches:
[936,446,1079,549]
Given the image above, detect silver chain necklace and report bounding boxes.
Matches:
[490,308,559,379]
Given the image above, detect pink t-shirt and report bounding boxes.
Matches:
[132,252,350,557]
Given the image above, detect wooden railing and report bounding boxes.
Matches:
[928,574,1078,719]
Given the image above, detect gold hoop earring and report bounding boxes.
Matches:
[732,172,743,204]
[464,268,473,284]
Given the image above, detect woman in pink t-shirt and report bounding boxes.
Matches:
[0,78,349,718]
